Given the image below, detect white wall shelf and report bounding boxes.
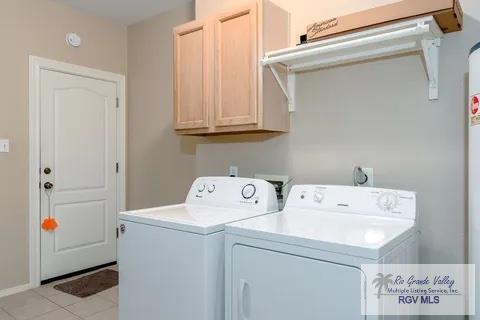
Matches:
[262,16,443,112]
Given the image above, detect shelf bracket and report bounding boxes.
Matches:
[268,64,296,112]
[421,38,441,100]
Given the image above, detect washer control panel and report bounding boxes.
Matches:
[186,177,278,213]
[286,185,416,221]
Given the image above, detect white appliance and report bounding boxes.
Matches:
[469,41,480,319]
[225,185,419,320]
[118,177,278,320]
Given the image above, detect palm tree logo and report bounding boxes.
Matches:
[372,273,394,298]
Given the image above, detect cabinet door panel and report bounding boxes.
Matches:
[214,3,258,127]
[174,20,210,129]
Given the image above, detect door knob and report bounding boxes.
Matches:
[44,182,54,190]
[44,167,51,174]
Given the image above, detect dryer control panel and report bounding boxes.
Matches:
[285,185,416,221]
[186,177,279,213]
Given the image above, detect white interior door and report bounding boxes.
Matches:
[40,69,118,281]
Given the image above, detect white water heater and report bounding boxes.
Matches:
[470,42,480,319]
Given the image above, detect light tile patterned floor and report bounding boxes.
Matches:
[0,267,118,320]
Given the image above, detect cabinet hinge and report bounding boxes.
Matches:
[116,227,119,238]
[116,97,119,108]
[116,162,119,173]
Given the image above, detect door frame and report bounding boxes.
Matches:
[28,56,126,287]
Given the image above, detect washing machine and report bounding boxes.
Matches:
[118,177,278,320]
[225,185,419,320]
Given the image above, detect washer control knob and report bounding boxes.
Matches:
[242,184,256,199]
[208,184,216,193]
[197,184,206,192]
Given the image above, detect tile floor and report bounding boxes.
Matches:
[0,266,118,320]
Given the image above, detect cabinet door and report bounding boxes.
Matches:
[214,3,258,127]
[174,20,210,130]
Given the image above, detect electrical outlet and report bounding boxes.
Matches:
[0,139,9,153]
[354,167,374,187]
[255,174,290,209]
[229,166,238,177]
[362,168,374,187]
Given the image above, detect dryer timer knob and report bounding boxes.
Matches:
[313,190,325,203]
[377,192,399,211]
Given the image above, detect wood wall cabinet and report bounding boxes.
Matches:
[174,20,211,130]
[174,0,290,135]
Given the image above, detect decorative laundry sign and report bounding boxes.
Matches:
[471,95,480,126]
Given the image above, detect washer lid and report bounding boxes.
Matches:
[119,204,274,235]
[226,209,416,259]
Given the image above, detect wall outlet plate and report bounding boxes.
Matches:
[354,167,374,187]
[0,139,9,153]
[255,174,290,209]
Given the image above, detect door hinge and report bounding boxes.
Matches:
[116,97,119,108]
[116,227,119,238]
[116,162,119,173]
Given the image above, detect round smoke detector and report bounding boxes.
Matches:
[66,33,82,48]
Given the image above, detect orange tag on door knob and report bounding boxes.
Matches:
[42,217,58,231]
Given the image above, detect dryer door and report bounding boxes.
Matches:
[231,245,366,320]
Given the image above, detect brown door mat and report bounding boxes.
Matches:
[54,269,118,298]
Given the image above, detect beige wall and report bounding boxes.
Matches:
[0,0,126,291]
[126,2,198,210]
[192,0,480,278]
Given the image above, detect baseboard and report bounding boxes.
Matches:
[0,283,33,298]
